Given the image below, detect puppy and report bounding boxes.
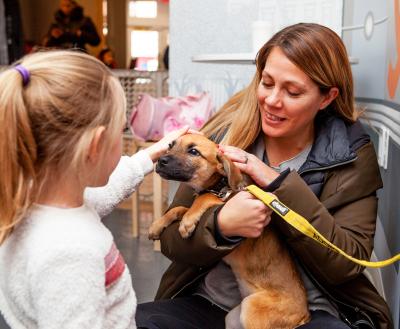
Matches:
[148,134,310,329]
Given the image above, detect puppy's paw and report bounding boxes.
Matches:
[148,231,160,241]
[148,222,164,240]
[178,222,196,239]
[178,218,198,239]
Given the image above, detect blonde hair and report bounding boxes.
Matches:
[0,50,126,244]
[202,23,356,148]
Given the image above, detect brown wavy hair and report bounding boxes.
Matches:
[202,23,355,148]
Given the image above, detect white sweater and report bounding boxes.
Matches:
[0,151,154,329]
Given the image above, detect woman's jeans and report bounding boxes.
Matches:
[136,295,350,329]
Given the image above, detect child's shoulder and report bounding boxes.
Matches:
[23,204,113,259]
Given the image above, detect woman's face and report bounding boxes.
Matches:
[257,47,334,145]
[60,0,75,16]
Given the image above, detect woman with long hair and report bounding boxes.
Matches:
[137,23,392,329]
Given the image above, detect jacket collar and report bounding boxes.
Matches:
[299,112,368,173]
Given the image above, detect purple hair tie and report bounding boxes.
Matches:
[14,65,30,86]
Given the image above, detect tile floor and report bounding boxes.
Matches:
[0,176,171,329]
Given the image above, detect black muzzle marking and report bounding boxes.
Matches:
[156,155,196,182]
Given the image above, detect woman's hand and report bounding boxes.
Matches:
[144,126,202,162]
[51,27,63,38]
[218,145,279,187]
[218,191,272,238]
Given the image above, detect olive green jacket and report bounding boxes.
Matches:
[155,115,393,329]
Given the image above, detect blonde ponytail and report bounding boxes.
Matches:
[0,50,126,245]
[201,76,261,149]
[0,68,37,243]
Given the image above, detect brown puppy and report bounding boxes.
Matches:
[148,134,310,329]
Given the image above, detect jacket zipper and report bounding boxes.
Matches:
[298,157,357,176]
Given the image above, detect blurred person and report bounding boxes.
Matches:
[43,0,100,52]
[162,45,169,70]
[98,47,117,69]
[129,57,138,70]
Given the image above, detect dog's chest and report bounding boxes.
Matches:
[223,227,284,277]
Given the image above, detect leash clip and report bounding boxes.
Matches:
[204,188,233,201]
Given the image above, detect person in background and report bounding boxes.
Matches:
[162,45,169,70]
[129,57,138,70]
[43,0,100,52]
[98,47,117,69]
[0,49,196,328]
[136,23,393,329]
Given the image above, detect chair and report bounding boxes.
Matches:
[115,70,169,251]
[122,135,163,251]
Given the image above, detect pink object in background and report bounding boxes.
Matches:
[129,92,215,141]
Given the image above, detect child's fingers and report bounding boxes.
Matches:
[168,126,202,138]
[176,126,203,135]
[172,125,189,136]
[187,128,203,135]
[163,126,189,140]
[180,125,190,132]
[162,126,203,145]
[178,125,193,135]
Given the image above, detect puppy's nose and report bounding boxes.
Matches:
[158,155,169,167]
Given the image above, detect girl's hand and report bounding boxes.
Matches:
[145,126,202,162]
[217,191,273,238]
[218,145,279,187]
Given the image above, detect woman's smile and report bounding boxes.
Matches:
[264,111,286,123]
[257,47,333,145]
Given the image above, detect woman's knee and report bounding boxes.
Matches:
[136,302,159,327]
[298,310,350,329]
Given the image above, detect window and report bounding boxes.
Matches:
[130,30,159,71]
[102,0,108,36]
[129,1,158,18]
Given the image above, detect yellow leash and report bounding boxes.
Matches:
[246,184,400,268]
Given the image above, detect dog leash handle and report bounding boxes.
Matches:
[246,184,400,268]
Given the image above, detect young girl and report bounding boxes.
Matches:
[0,50,193,329]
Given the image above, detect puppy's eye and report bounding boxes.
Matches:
[168,141,176,150]
[188,148,200,156]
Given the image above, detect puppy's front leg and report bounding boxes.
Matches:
[148,206,188,240]
[179,193,224,238]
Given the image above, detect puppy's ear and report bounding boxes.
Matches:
[216,152,245,192]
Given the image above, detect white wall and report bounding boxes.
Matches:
[169,0,343,108]
[169,0,257,107]
[126,1,169,69]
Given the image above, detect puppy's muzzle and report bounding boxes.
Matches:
[156,155,195,182]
